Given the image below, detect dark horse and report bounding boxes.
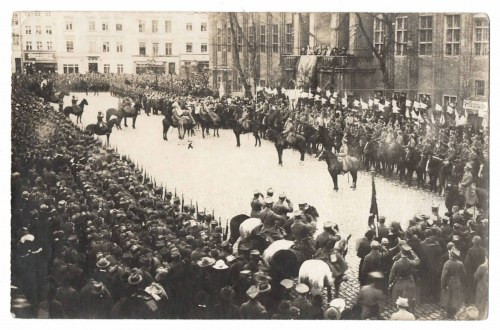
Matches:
[266,128,306,166]
[230,106,261,147]
[317,148,360,191]
[105,99,139,129]
[85,122,112,145]
[195,109,220,138]
[47,91,69,104]
[162,106,195,140]
[63,99,88,124]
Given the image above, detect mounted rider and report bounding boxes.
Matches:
[172,101,195,124]
[96,112,108,130]
[282,117,295,144]
[336,137,350,172]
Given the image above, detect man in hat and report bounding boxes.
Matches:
[250,190,265,218]
[459,163,478,207]
[242,249,269,274]
[356,271,384,319]
[419,229,443,303]
[259,197,286,243]
[357,229,375,286]
[441,247,466,319]
[239,285,267,319]
[291,283,312,319]
[96,112,108,130]
[360,240,385,286]
[272,192,294,217]
[314,221,339,249]
[390,297,415,320]
[389,244,420,312]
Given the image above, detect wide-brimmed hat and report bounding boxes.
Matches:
[396,296,409,308]
[329,298,346,313]
[323,220,334,229]
[91,281,105,294]
[324,306,341,320]
[264,197,274,205]
[257,281,271,293]
[450,247,461,259]
[96,258,110,269]
[212,259,228,270]
[368,271,384,279]
[128,272,143,285]
[246,285,259,299]
[197,257,216,268]
[280,279,294,289]
[295,283,309,294]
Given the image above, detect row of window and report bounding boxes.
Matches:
[12,12,51,25]
[58,41,207,54]
[374,15,489,56]
[216,23,294,54]
[25,41,53,51]
[24,26,52,35]
[62,20,207,33]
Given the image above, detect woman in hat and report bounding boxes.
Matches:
[441,247,466,319]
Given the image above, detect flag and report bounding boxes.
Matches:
[435,103,442,111]
[447,105,454,114]
[330,97,335,104]
[326,90,331,97]
[354,99,360,107]
[378,103,385,112]
[317,86,321,93]
[342,98,348,107]
[421,102,428,110]
[374,98,380,105]
[405,108,410,118]
[439,113,446,125]
[361,100,369,110]
[406,99,412,107]
[333,92,338,99]
[368,174,379,235]
[369,99,374,107]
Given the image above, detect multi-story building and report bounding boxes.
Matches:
[209,12,488,126]
[12,11,209,75]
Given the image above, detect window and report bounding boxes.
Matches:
[272,24,279,53]
[373,17,384,53]
[395,17,408,56]
[89,21,95,31]
[217,28,222,52]
[46,26,52,35]
[104,64,110,73]
[153,42,159,56]
[89,41,97,53]
[186,42,193,53]
[445,15,460,56]
[116,42,123,53]
[201,22,207,31]
[201,43,207,53]
[116,23,122,31]
[419,16,433,55]
[102,42,110,53]
[237,28,243,52]
[152,20,158,33]
[169,62,175,74]
[46,41,52,50]
[165,20,171,32]
[139,42,146,55]
[139,20,144,32]
[249,26,256,49]
[474,17,489,56]
[26,41,32,50]
[443,95,457,106]
[12,34,19,46]
[117,64,124,74]
[66,41,74,52]
[36,26,41,35]
[186,23,192,31]
[63,64,79,74]
[227,27,232,52]
[260,25,266,53]
[25,26,31,35]
[12,13,19,26]
[102,23,109,31]
[285,23,293,54]
[65,21,73,31]
[165,43,172,55]
[475,80,485,96]
[418,93,431,102]
[36,41,43,50]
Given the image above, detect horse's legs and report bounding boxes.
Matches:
[216,128,219,137]
[235,131,240,147]
[300,150,305,162]
[332,173,339,191]
[106,134,110,146]
[350,171,357,189]
[177,126,182,139]
[277,146,283,166]
[132,117,136,129]
[201,125,205,139]
[124,117,128,127]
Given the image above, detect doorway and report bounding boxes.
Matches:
[88,63,98,73]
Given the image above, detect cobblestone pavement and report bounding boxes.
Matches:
[63,92,452,320]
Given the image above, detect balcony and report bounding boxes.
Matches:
[280,54,354,72]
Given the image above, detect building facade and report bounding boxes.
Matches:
[208,12,489,125]
[12,11,209,75]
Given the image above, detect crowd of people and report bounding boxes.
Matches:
[11,73,489,320]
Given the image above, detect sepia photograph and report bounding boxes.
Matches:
[6,1,493,324]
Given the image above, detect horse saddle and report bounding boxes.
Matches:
[96,122,109,132]
[122,105,134,115]
[341,156,356,172]
[240,119,251,130]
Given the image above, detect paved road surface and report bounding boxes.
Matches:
[60,92,448,319]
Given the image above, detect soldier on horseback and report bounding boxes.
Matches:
[96,112,108,130]
[282,117,294,144]
[336,138,349,172]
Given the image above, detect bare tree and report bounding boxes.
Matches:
[355,13,397,93]
[227,12,257,98]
